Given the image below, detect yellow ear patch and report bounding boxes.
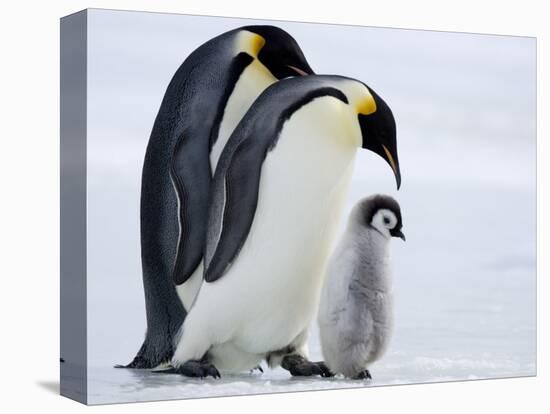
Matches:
[357,94,377,115]
[249,33,266,58]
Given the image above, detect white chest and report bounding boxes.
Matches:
[203,96,361,353]
[209,60,276,172]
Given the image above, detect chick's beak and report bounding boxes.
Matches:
[392,228,406,241]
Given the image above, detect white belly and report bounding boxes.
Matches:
[175,263,203,311]
[176,59,276,310]
[190,97,361,370]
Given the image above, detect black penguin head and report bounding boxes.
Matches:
[357,86,401,189]
[243,25,314,79]
[358,195,405,241]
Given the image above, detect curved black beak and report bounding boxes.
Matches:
[358,87,401,190]
[391,228,406,241]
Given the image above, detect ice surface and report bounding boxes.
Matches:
[87,182,536,404]
[83,10,536,405]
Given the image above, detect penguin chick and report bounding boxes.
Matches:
[318,194,405,379]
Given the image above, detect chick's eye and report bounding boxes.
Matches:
[383,216,390,225]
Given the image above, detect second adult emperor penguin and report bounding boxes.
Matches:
[170,75,401,378]
[125,26,313,369]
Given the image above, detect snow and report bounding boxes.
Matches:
[86,181,536,404]
[83,9,536,405]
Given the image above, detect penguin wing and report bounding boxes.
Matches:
[169,50,254,286]
[202,134,266,283]
[170,129,212,285]
[203,78,349,283]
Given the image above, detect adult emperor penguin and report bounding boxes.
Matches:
[170,75,401,378]
[124,26,314,369]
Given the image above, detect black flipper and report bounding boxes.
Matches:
[204,139,266,282]
[170,133,212,285]
[171,52,254,286]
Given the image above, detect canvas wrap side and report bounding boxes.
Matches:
[60,9,88,405]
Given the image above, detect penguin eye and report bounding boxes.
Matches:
[383,216,391,225]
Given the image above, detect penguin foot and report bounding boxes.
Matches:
[354,369,372,380]
[174,360,221,379]
[281,354,334,378]
[115,338,173,369]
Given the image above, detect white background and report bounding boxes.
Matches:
[0,0,547,412]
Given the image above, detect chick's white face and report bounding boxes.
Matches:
[371,208,398,239]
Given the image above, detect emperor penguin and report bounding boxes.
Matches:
[169,75,402,378]
[124,26,314,369]
[318,195,405,380]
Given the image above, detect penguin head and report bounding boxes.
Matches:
[242,25,314,79]
[355,194,405,241]
[355,85,401,190]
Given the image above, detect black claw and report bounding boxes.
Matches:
[173,360,221,379]
[282,355,334,378]
[315,361,335,378]
[206,365,221,379]
[354,369,372,380]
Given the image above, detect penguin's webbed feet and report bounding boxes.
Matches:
[281,354,334,378]
[173,360,221,379]
[354,369,372,380]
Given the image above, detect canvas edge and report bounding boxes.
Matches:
[60,8,88,405]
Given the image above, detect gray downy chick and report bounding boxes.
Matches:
[318,194,405,379]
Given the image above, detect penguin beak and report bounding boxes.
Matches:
[286,65,311,76]
[381,143,401,190]
[391,228,406,241]
[358,89,401,190]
